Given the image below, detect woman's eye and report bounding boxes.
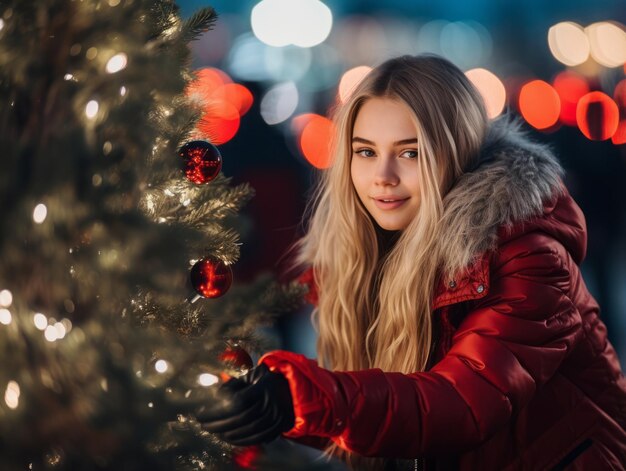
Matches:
[354,149,375,157]
[402,150,418,159]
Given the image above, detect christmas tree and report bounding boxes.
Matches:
[0,1,317,469]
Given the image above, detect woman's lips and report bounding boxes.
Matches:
[372,197,409,210]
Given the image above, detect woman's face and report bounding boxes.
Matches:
[350,97,421,231]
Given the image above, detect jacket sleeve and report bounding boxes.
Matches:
[260,242,583,458]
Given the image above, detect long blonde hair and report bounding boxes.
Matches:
[290,54,488,468]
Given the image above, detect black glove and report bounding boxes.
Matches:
[197,363,295,446]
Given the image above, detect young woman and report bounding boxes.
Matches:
[199,55,626,470]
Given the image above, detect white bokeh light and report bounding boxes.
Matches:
[586,22,626,68]
[33,203,47,224]
[260,82,299,125]
[0,309,12,325]
[0,290,12,307]
[548,22,590,67]
[33,313,47,330]
[44,325,58,342]
[155,359,168,373]
[198,373,219,387]
[4,381,20,410]
[251,0,332,48]
[106,52,128,73]
[85,100,99,119]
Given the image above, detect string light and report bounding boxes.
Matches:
[33,203,47,223]
[44,325,58,342]
[0,289,12,307]
[4,381,20,409]
[33,313,47,330]
[155,359,168,373]
[85,100,99,119]
[0,309,12,325]
[106,53,128,73]
[198,373,219,386]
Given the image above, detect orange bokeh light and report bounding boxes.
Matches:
[576,91,619,141]
[296,113,335,169]
[186,68,232,102]
[519,80,561,130]
[198,101,240,145]
[552,71,589,126]
[211,83,254,116]
[611,80,626,145]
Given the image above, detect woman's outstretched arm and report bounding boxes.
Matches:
[261,235,582,457]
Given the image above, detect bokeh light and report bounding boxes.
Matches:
[0,290,12,307]
[552,71,589,126]
[293,113,334,169]
[211,83,254,116]
[338,66,372,103]
[465,68,506,119]
[612,80,626,145]
[198,373,219,386]
[33,203,47,224]
[576,91,619,141]
[519,80,561,130]
[198,101,240,145]
[4,381,19,410]
[251,0,332,48]
[106,52,128,73]
[548,22,590,66]
[586,22,626,68]
[187,68,247,145]
[260,82,299,125]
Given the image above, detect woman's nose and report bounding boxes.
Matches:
[374,157,399,186]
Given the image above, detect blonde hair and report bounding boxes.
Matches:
[290,54,488,469]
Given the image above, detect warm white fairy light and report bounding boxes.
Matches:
[0,290,12,307]
[33,203,47,224]
[33,313,47,330]
[155,359,168,373]
[64,73,74,81]
[0,19,4,31]
[148,402,154,408]
[54,322,66,340]
[108,0,121,6]
[4,381,20,409]
[44,325,58,342]
[0,309,12,325]
[198,373,219,387]
[106,53,128,73]
[164,189,175,197]
[120,86,127,96]
[61,318,72,332]
[85,100,99,119]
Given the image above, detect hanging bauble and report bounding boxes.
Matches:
[219,345,254,377]
[179,140,222,184]
[190,258,232,298]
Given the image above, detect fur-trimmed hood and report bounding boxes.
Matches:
[437,117,580,279]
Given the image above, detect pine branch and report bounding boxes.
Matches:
[181,7,218,42]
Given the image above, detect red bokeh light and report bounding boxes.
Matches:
[519,80,561,130]
[185,67,232,102]
[198,100,240,145]
[576,91,619,141]
[612,80,626,145]
[552,71,589,126]
[211,83,254,116]
[296,114,335,169]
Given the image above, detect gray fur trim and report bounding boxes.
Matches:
[438,116,565,278]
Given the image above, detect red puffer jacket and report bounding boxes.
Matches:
[260,123,626,470]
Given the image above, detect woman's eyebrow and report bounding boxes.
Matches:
[352,137,418,146]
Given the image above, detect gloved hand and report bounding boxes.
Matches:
[197,363,295,446]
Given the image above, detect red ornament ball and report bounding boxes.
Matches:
[219,345,254,371]
[179,140,222,184]
[190,258,232,298]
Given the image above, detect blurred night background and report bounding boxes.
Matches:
[178,0,626,368]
